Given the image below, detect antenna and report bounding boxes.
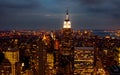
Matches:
[66,8,68,15]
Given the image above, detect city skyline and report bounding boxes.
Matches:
[0,0,120,30]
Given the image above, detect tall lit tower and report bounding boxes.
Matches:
[63,9,71,28]
[61,9,73,55]
[59,9,74,75]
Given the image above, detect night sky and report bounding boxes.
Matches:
[0,0,120,30]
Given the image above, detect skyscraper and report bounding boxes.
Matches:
[59,9,74,75]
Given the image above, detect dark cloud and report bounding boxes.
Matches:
[88,8,120,19]
[76,0,120,19]
[0,0,40,8]
[112,0,120,6]
[80,0,104,5]
[0,0,120,30]
[0,0,40,16]
[112,13,120,19]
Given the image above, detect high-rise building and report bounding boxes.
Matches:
[115,47,120,65]
[4,48,19,75]
[0,58,11,75]
[59,9,74,75]
[74,47,95,75]
[61,9,73,55]
[38,39,47,75]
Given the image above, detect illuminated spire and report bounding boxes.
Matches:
[63,9,71,28]
[65,9,69,21]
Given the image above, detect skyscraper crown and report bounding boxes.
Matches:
[63,9,71,28]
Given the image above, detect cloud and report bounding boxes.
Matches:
[0,0,120,30]
[0,0,41,16]
[75,0,120,19]
[80,0,104,5]
[0,0,40,8]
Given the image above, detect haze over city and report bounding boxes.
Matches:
[0,0,120,30]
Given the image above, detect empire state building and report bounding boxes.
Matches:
[63,9,71,28]
[59,10,74,75]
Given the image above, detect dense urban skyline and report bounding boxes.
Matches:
[0,0,120,30]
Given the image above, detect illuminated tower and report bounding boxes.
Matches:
[61,9,73,55]
[59,9,74,75]
[63,9,71,29]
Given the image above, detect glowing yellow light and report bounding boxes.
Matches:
[22,63,24,66]
[63,21,71,28]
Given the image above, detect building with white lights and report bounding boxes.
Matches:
[63,9,71,29]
